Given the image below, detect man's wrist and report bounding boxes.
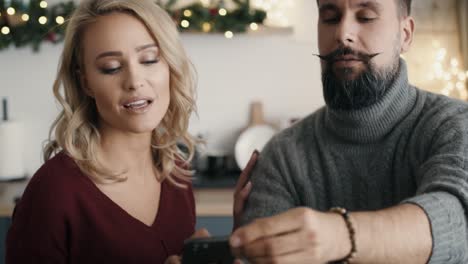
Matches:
[326,211,353,261]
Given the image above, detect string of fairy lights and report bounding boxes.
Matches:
[176,3,263,39]
[428,41,468,100]
[1,1,64,26]
[0,0,267,51]
[0,0,76,51]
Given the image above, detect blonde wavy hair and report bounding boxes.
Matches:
[43,0,197,187]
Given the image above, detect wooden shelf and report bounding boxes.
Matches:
[181,25,293,38]
[194,188,234,217]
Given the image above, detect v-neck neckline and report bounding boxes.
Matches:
[78,166,166,230]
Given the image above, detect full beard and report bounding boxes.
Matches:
[319,49,400,111]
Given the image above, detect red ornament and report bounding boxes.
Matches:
[209,8,218,16]
[46,32,57,42]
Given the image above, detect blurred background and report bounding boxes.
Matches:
[0,0,467,257]
[0,0,467,176]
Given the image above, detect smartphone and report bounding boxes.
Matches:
[181,235,235,264]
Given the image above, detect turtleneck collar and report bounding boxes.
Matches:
[324,59,417,143]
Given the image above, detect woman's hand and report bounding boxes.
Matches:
[164,255,181,264]
[233,150,259,231]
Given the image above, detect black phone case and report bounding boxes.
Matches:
[181,235,235,264]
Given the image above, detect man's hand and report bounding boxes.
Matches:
[190,228,211,239]
[164,228,211,264]
[164,255,181,264]
[230,207,351,264]
[233,150,259,231]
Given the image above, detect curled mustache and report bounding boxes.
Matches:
[314,47,381,63]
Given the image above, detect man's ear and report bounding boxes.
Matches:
[78,70,94,98]
[400,16,415,54]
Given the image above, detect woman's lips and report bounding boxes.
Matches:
[122,100,153,114]
[124,99,149,108]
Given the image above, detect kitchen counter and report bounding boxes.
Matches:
[0,180,26,218]
[194,188,233,217]
[0,179,234,217]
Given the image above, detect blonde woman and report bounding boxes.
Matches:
[6,0,255,263]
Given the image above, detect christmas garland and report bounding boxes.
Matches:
[0,0,266,52]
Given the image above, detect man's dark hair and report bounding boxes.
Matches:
[316,0,412,17]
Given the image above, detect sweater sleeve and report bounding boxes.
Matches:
[6,165,69,264]
[404,111,468,263]
[241,135,298,226]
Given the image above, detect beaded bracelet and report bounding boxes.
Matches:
[330,207,357,264]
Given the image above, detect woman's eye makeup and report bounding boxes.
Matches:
[141,58,159,65]
[99,62,121,75]
[97,52,160,74]
[140,52,160,65]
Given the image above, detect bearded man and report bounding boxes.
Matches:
[231,1,468,263]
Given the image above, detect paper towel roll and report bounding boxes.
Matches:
[0,121,25,179]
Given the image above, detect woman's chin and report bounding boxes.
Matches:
[124,122,160,135]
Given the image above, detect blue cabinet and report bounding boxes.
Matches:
[196,217,233,236]
[0,218,11,264]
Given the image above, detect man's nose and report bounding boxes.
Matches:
[335,16,358,45]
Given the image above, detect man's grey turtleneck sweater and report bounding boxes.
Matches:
[242,60,468,263]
